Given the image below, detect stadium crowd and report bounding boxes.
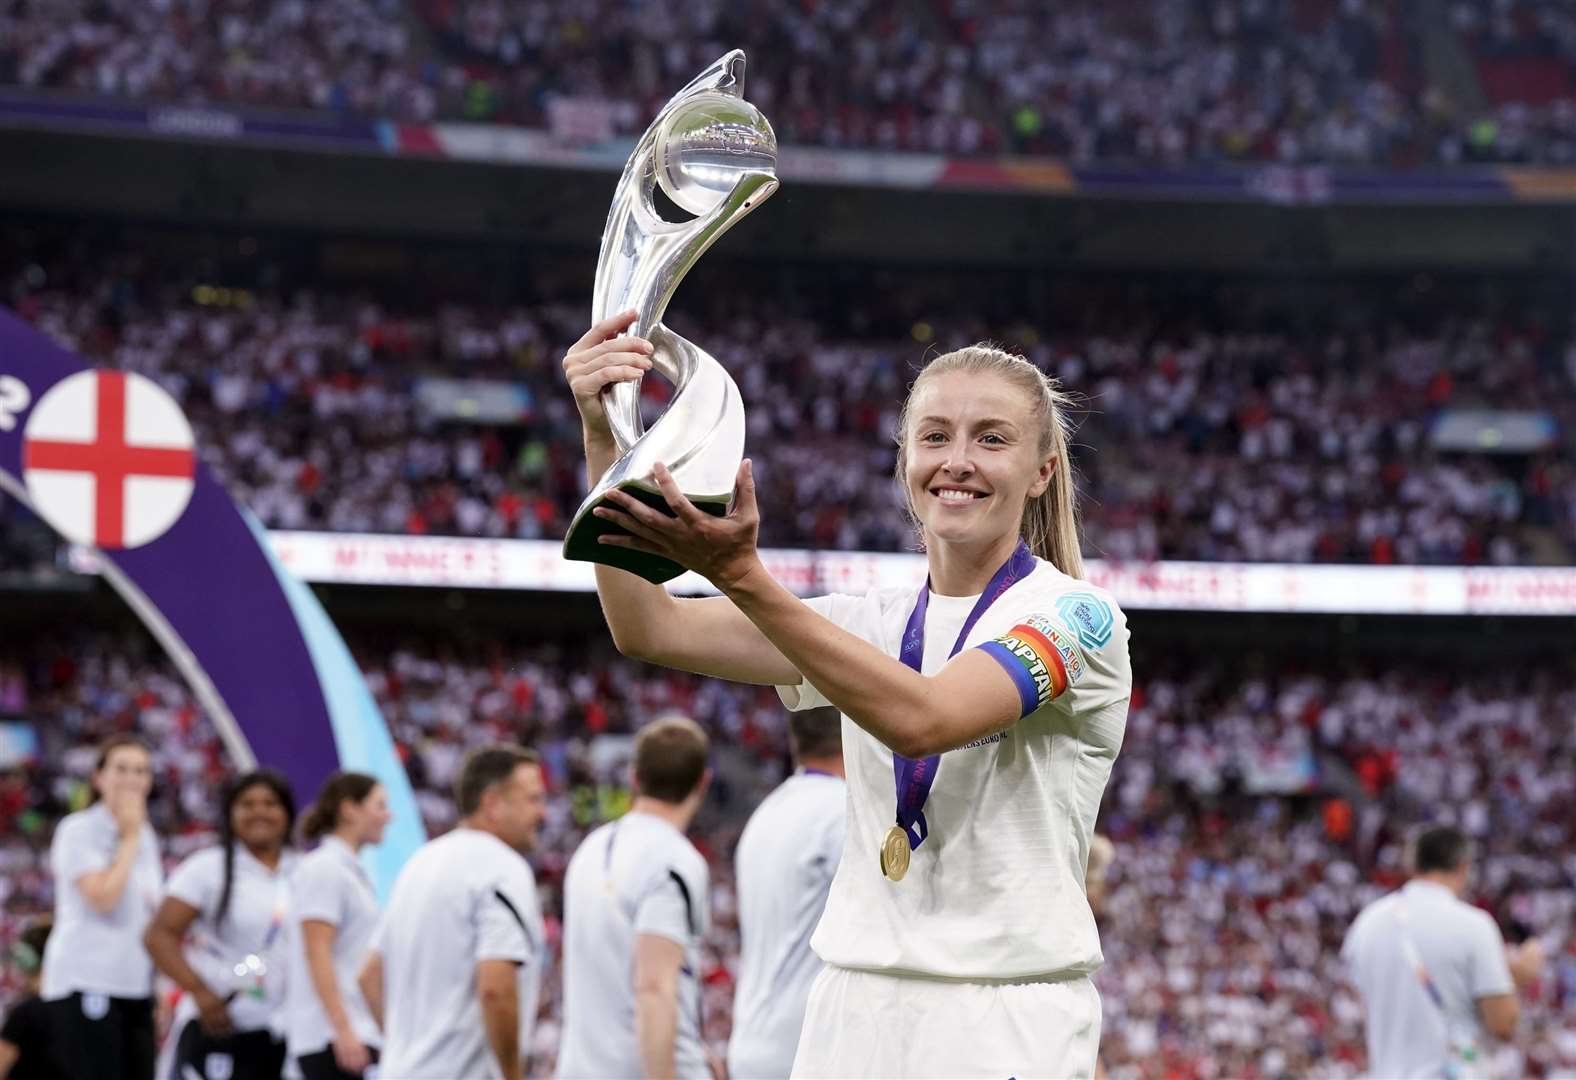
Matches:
[3,226,1574,568]
[1,629,1573,1075]
[6,0,1576,165]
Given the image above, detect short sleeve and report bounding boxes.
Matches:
[292,856,343,927]
[1466,912,1514,999]
[51,813,108,884]
[634,861,707,947]
[975,591,1131,720]
[776,593,870,711]
[475,872,536,966]
[165,848,222,917]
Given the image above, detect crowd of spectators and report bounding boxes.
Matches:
[4,226,1575,568]
[9,0,1576,165]
[2,626,1573,1075]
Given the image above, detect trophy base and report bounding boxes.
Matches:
[562,479,729,585]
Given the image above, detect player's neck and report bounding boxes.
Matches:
[330,823,363,851]
[459,815,513,847]
[927,531,1022,597]
[630,796,695,833]
[797,754,845,779]
[1414,870,1467,897]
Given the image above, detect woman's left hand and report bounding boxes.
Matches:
[594,459,763,592]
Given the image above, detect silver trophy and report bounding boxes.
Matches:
[562,50,778,584]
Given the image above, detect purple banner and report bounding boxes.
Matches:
[0,308,340,796]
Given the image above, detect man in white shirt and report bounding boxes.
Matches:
[728,708,845,1080]
[557,715,715,1080]
[1342,825,1545,1078]
[359,746,547,1080]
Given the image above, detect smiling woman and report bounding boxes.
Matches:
[563,315,1133,1080]
[143,770,299,1080]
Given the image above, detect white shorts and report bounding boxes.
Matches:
[789,964,1101,1080]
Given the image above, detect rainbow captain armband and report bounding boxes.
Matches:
[977,613,1087,717]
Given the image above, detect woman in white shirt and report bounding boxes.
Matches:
[565,319,1133,1078]
[284,771,390,1080]
[41,735,163,1080]
[144,769,297,1080]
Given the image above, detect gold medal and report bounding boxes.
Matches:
[879,825,910,882]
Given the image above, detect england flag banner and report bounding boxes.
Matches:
[0,309,423,896]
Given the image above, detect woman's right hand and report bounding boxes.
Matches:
[193,987,233,1037]
[332,1029,373,1074]
[107,788,147,839]
[562,309,653,444]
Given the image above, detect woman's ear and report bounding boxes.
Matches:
[1028,454,1056,499]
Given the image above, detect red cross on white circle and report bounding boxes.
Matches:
[21,370,196,549]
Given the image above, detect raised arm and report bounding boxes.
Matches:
[565,312,799,686]
[596,465,1028,758]
[73,793,145,914]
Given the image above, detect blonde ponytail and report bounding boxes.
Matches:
[895,344,1084,578]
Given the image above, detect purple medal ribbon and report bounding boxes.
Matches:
[892,540,1036,852]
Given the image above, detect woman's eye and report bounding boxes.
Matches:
[921,432,945,443]
[980,433,1005,445]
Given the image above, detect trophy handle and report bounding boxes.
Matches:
[564,328,745,584]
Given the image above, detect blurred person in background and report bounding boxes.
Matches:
[144,770,298,1080]
[727,708,845,1080]
[284,772,390,1080]
[0,920,66,1080]
[41,735,162,1080]
[569,323,1131,1078]
[1342,824,1546,1078]
[359,746,546,1080]
[557,716,716,1080]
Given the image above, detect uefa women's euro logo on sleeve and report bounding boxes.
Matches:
[1054,592,1115,651]
[979,614,1087,717]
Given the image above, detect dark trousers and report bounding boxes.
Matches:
[172,1021,287,1080]
[296,1044,381,1080]
[46,992,155,1080]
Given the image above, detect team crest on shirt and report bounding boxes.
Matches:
[1055,592,1114,650]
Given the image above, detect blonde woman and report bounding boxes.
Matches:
[564,313,1132,1078]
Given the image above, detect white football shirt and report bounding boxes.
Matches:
[556,811,710,1080]
[372,828,545,1080]
[163,844,299,1034]
[1341,879,1515,1078]
[777,559,1131,979]
[728,770,846,1080]
[41,802,164,1000]
[282,836,382,1056]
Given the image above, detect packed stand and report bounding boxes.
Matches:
[1449,0,1576,164]
[1097,652,1576,1077]
[5,0,1576,166]
[2,629,1575,1073]
[4,228,1576,567]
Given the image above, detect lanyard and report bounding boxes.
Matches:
[891,540,1035,852]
